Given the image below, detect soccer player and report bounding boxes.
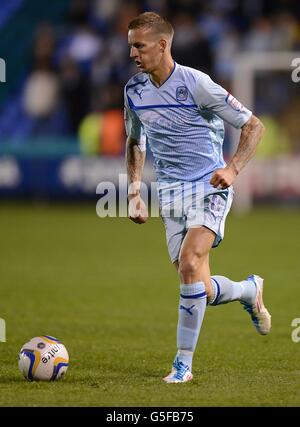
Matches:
[124,12,271,383]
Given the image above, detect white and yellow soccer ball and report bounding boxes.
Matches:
[18,336,69,381]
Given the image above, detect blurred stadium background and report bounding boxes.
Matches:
[0,0,300,205]
[1,0,300,407]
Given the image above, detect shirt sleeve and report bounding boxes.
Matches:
[194,73,252,129]
[124,88,143,141]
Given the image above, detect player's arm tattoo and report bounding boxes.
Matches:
[228,115,265,175]
[126,137,146,196]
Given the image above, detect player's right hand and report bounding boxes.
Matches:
[128,194,149,224]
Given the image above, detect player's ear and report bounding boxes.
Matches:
[159,39,167,53]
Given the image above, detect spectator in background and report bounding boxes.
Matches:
[21,23,69,137]
[213,28,239,88]
[22,68,69,137]
[89,0,122,34]
[64,25,102,75]
[271,12,299,51]
[243,17,274,51]
[23,70,59,119]
[242,12,299,52]
[32,23,55,70]
[67,0,90,25]
[172,12,212,74]
[60,56,90,134]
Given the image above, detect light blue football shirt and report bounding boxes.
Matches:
[124,62,252,182]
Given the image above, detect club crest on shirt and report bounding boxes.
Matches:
[226,93,243,112]
[176,86,188,101]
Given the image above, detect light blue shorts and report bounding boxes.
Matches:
[157,181,234,263]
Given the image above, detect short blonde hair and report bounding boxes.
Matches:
[128,12,174,42]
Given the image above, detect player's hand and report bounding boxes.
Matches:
[210,166,237,189]
[128,194,149,224]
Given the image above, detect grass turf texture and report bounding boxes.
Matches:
[0,203,300,407]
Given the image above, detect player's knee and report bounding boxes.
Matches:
[178,255,200,278]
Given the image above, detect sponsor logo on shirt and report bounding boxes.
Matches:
[134,88,144,100]
[226,93,244,112]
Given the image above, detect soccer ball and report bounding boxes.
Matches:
[18,335,69,381]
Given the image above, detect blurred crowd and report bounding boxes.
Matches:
[0,0,299,155]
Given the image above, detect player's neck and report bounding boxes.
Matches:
[149,57,175,88]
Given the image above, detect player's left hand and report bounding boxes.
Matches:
[128,194,149,224]
[210,166,237,189]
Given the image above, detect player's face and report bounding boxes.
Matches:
[128,28,163,73]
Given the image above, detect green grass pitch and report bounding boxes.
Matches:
[0,202,300,406]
